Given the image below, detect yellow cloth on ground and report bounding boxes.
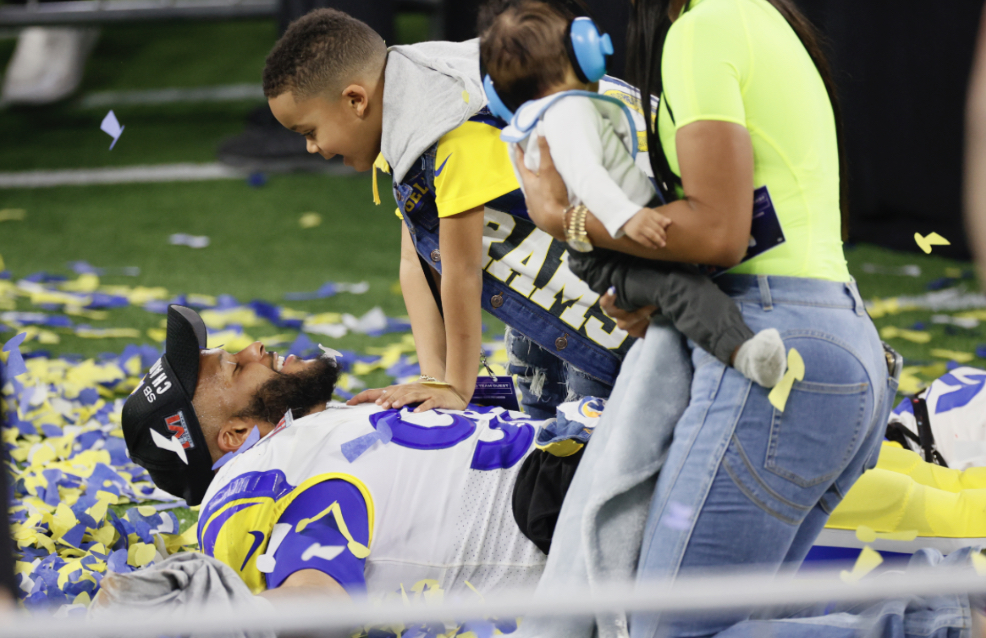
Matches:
[827,443,986,538]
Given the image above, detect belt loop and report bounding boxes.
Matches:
[757,275,773,311]
[847,278,865,316]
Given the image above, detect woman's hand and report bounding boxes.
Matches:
[600,290,656,339]
[516,136,570,239]
[347,382,468,413]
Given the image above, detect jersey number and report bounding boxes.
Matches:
[369,409,535,471]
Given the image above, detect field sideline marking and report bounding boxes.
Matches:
[0,163,248,188]
[79,84,264,109]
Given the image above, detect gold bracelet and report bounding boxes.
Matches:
[419,375,452,388]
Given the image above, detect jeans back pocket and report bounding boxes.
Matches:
[765,379,870,488]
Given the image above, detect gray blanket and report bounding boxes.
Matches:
[515,319,693,638]
[89,552,274,638]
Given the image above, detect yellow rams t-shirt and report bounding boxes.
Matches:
[391,119,520,219]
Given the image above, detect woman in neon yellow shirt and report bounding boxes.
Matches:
[514,0,939,636]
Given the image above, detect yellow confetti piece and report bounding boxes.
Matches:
[768,348,804,412]
[462,90,471,103]
[50,503,78,541]
[299,212,322,228]
[914,232,951,254]
[206,330,255,352]
[930,348,975,363]
[127,542,156,568]
[879,326,931,344]
[0,208,26,221]
[73,591,92,607]
[89,524,116,548]
[200,308,262,329]
[390,280,403,295]
[839,546,883,583]
[60,274,100,293]
[76,327,142,339]
[137,505,157,517]
[855,525,919,543]
[147,328,166,342]
[866,297,901,319]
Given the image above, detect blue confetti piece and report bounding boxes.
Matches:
[106,549,132,574]
[457,621,494,638]
[78,387,100,405]
[284,281,339,301]
[926,277,957,291]
[2,332,28,377]
[247,172,267,187]
[333,388,354,400]
[24,272,67,283]
[85,293,129,310]
[40,423,63,438]
[661,501,694,531]
[911,321,926,331]
[68,260,102,275]
[288,332,319,358]
[212,425,261,470]
[61,523,87,548]
[341,431,386,463]
[103,437,130,466]
[143,300,170,314]
[215,294,239,309]
[947,360,961,371]
[376,420,393,444]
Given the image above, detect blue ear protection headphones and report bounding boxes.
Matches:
[483,16,614,122]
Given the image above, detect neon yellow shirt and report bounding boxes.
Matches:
[658,0,850,281]
[391,120,520,220]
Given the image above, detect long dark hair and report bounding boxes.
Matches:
[626,0,850,240]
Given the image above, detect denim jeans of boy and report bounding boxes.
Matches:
[505,326,614,420]
[631,275,923,638]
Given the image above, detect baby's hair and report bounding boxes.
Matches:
[263,8,387,101]
[480,0,575,111]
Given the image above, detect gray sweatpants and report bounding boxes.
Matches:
[567,249,755,366]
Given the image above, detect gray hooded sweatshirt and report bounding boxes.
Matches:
[380,39,488,185]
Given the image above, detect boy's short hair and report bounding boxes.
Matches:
[263,8,387,100]
[479,1,575,111]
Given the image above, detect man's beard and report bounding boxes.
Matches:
[234,357,340,424]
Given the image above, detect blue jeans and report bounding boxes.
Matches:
[505,327,614,420]
[632,275,910,638]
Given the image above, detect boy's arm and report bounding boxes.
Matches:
[435,205,486,402]
[350,207,486,412]
[398,222,447,379]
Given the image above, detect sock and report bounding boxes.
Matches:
[733,328,787,388]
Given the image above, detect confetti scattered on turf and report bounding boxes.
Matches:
[1,266,509,615]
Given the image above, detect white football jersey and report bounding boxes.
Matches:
[197,403,546,598]
[889,366,986,469]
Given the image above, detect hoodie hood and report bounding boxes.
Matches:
[380,39,487,185]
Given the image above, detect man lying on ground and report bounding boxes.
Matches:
[122,305,986,606]
[122,305,552,600]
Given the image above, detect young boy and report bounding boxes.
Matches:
[263,9,633,419]
[480,1,787,387]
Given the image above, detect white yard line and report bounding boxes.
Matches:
[0,162,248,188]
[79,84,264,108]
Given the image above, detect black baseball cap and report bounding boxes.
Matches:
[122,305,215,506]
